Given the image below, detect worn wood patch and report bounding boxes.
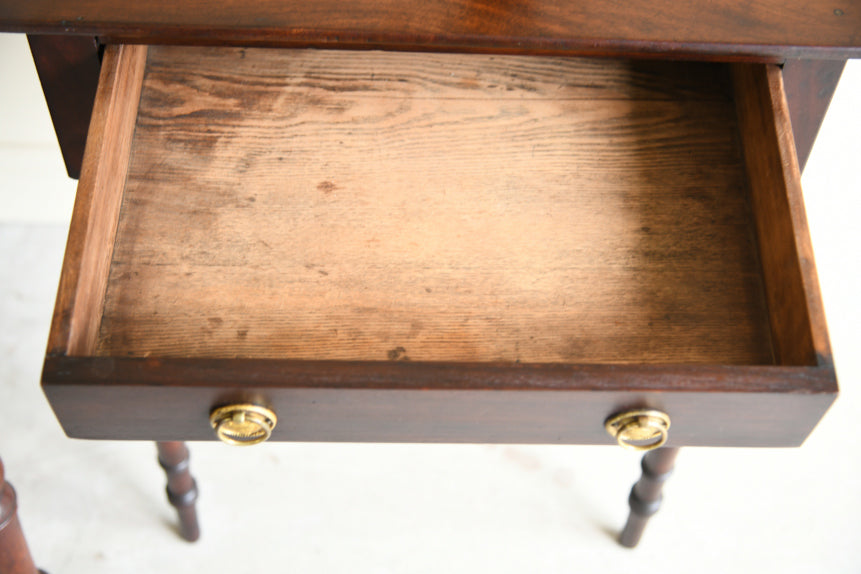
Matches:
[97,47,773,364]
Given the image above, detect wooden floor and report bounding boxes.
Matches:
[97,46,773,364]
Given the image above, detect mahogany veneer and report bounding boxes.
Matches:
[2,0,860,60]
[41,44,836,446]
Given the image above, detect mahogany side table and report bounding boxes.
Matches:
[0,0,856,561]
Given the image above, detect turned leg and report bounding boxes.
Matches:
[0,456,43,574]
[156,442,200,542]
[619,447,680,548]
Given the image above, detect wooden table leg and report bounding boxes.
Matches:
[27,34,102,180]
[0,456,43,574]
[156,442,200,542]
[619,447,680,548]
[782,59,846,172]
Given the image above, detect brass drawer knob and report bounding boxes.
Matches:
[210,404,277,446]
[604,409,671,452]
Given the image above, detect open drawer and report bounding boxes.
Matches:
[42,44,836,447]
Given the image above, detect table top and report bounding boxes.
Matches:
[1,0,859,61]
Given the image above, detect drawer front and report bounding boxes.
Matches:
[42,44,837,447]
[43,357,834,447]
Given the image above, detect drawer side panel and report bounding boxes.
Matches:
[47,44,147,356]
[732,64,834,368]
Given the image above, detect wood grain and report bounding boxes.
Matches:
[1,0,859,60]
[96,46,773,365]
[47,43,147,356]
[41,47,838,448]
[732,64,833,368]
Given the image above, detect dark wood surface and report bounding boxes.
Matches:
[782,59,847,172]
[1,0,859,61]
[26,34,101,180]
[156,442,200,542]
[619,447,680,548]
[0,457,41,574]
[42,357,836,446]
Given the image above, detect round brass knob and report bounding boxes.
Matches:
[210,404,277,446]
[604,409,671,452]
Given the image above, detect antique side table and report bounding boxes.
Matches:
[0,1,857,569]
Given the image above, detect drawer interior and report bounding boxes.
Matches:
[43,44,838,445]
[57,46,821,367]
